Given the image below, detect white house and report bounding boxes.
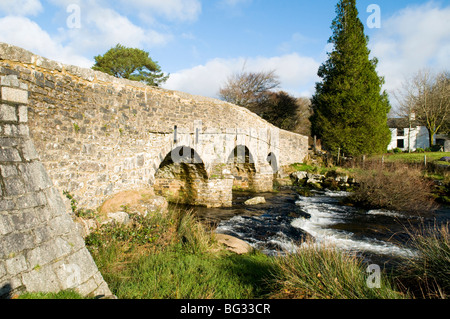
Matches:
[387,117,431,152]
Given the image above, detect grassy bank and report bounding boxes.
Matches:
[84,207,410,299]
[17,153,450,299]
[84,208,275,299]
[286,151,450,208]
[18,206,449,299]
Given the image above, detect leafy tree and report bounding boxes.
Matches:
[311,0,391,156]
[92,44,169,86]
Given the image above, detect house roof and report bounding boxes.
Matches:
[387,117,420,129]
[436,134,450,140]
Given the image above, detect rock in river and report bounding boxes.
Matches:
[244,197,266,206]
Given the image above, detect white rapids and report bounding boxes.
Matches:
[292,190,417,258]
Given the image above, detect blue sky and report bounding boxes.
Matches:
[0,0,449,106]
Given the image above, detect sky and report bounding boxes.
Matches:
[0,0,449,109]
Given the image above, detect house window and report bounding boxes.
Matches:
[397,128,405,137]
[397,139,404,149]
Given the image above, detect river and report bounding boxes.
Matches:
[186,187,449,268]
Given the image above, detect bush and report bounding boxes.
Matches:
[415,148,425,153]
[349,163,437,213]
[424,146,442,152]
[393,148,403,154]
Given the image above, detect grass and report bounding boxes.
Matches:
[286,163,330,175]
[395,222,450,299]
[106,249,274,299]
[16,184,449,300]
[19,217,449,300]
[84,207,276,299]
[82,207,413,300]
[17,290,86,299]
[270,241,406,299]
[377,152,450,164]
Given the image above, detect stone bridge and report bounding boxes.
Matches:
[0,43,308,210]
[0,43,307,297]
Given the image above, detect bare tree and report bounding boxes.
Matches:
[293,97,313,137]
[394,69,450,147]
[219,69,313,137]
[218,70,280,110]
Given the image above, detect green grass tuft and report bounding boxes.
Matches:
[270,241,406,299]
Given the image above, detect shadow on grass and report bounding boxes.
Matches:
[219,252,277,299]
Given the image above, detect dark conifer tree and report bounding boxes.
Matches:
[311,0,391,156]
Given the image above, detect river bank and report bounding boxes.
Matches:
[25,158,449,299]
[21,183,449,299]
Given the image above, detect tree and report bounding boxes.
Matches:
[261,92,312,136]
[311,0,391,156]
[394,69,450,147]
[218,69,280,112]
[219,70,312,136]
[92,44,169,86]
[293,97,313,137]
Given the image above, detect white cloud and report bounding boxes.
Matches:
[370,2,450,97]
[0,16,92,68]
[82,6,172,49]
[44,0,173,60]
[164,53,320,98]
[121,0,202,22]
[0,0,183,69]
[0,0,43,16]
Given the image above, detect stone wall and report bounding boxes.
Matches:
[0,74,111,298]
[0,42,308,211]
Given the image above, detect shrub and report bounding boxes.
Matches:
[393,148,403,154]
[415,148,425,153]
[349,163,437,213]
[424,146,442,152]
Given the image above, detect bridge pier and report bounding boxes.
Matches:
[252,162,277,193]
[153,164,234,208]
[153,159,276,208]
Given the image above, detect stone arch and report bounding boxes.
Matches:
[227,145,257,191]
[267,152,279,175]
[153,146,209,206]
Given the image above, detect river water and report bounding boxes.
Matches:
[188,187,450,267]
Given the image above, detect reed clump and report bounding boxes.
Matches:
[394,222,450,299]
[270,240,406,299]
